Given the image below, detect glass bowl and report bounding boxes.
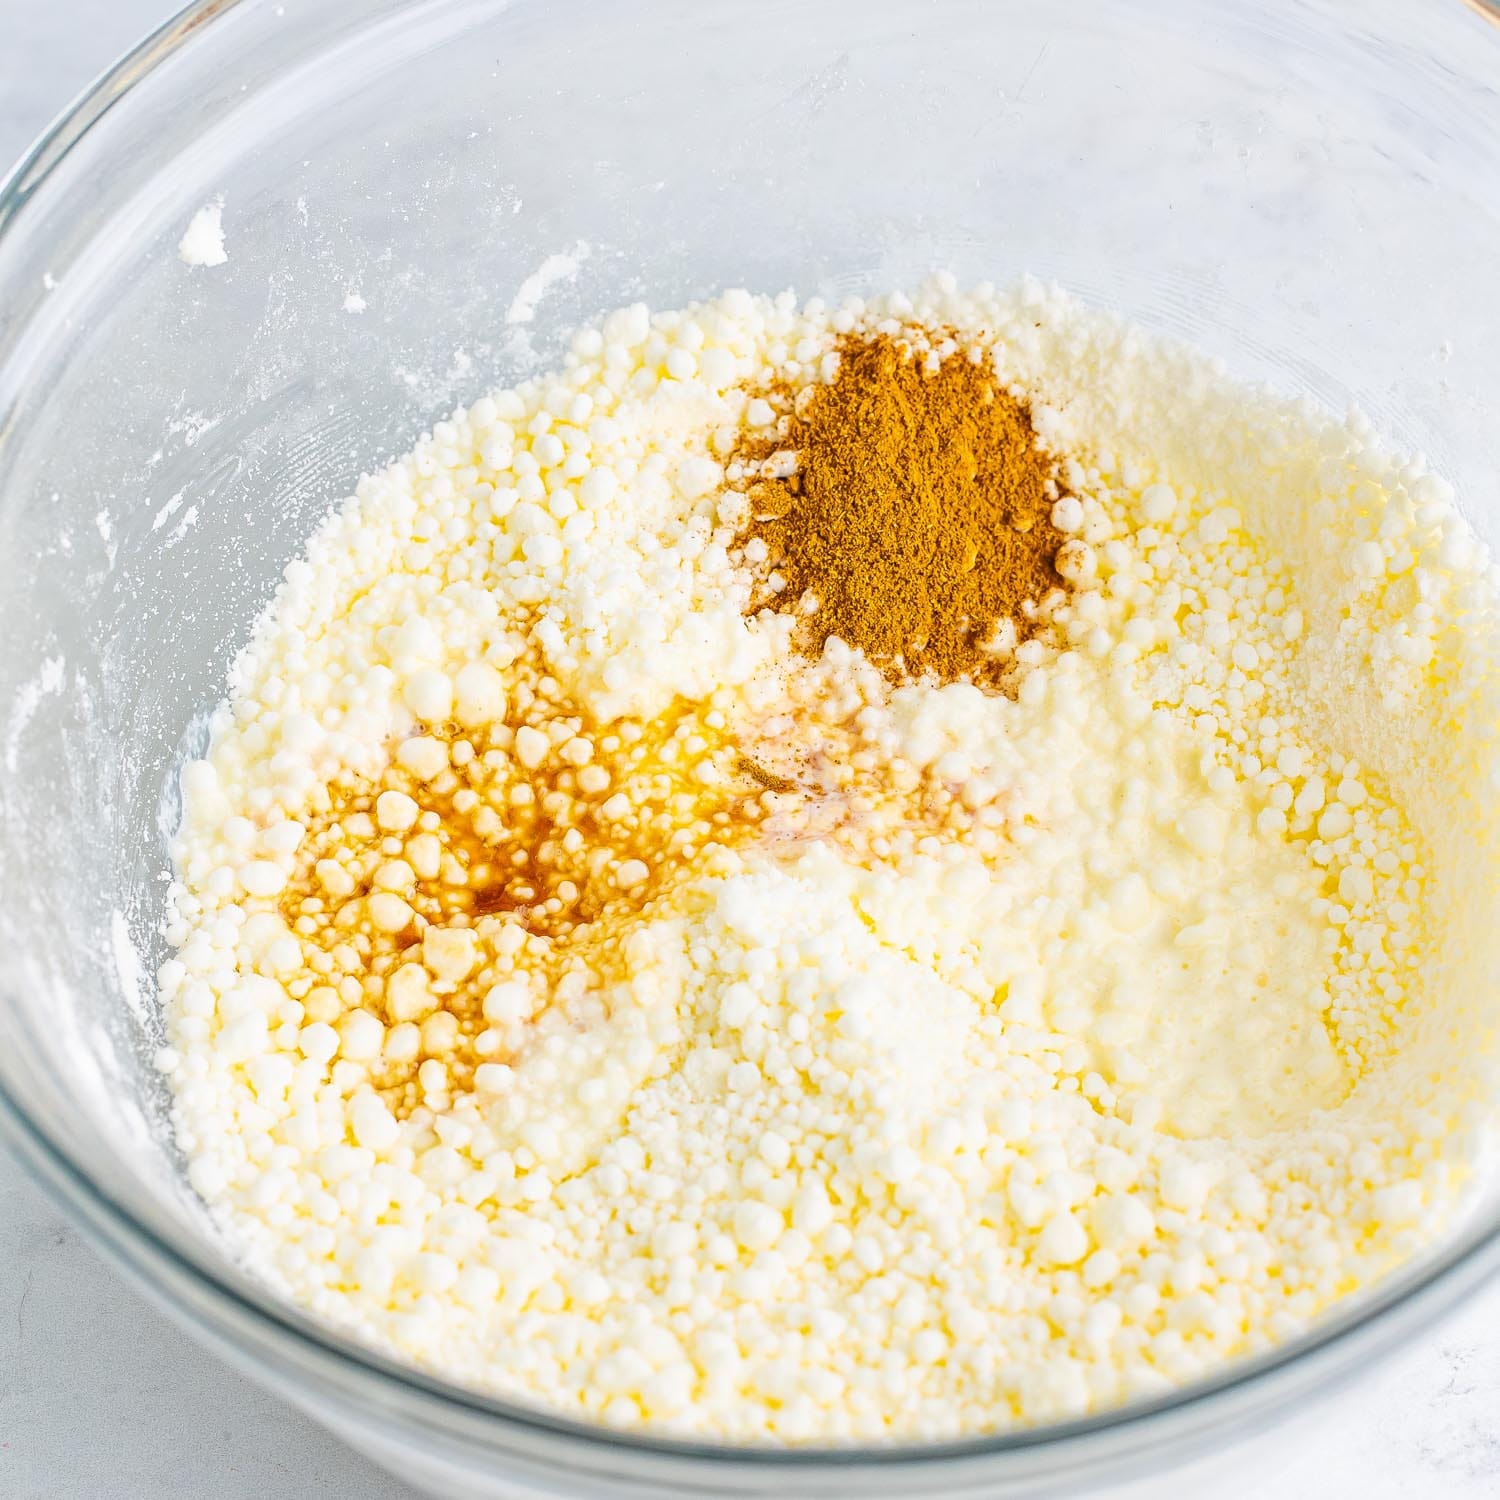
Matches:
[3,1,1500,1494]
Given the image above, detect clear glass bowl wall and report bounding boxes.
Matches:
[3,1,1500,1496]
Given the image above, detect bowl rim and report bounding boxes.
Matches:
[3,0,1500,1478]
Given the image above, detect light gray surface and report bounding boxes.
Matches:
[2,4,1500,1498]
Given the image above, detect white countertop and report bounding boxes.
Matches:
[3,5,1500,1497]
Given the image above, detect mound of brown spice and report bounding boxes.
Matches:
[734,331,1069,687]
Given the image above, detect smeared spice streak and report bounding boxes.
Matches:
[736,755,798,793]
[734,331,1070,687]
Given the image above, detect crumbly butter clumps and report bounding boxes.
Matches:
[157,277,1500,1440]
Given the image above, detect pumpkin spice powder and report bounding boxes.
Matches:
[732,330,1070,687]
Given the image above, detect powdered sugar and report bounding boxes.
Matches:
[505,241,590,326]
[177,200,228,268]
[154,277,1500,1438]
